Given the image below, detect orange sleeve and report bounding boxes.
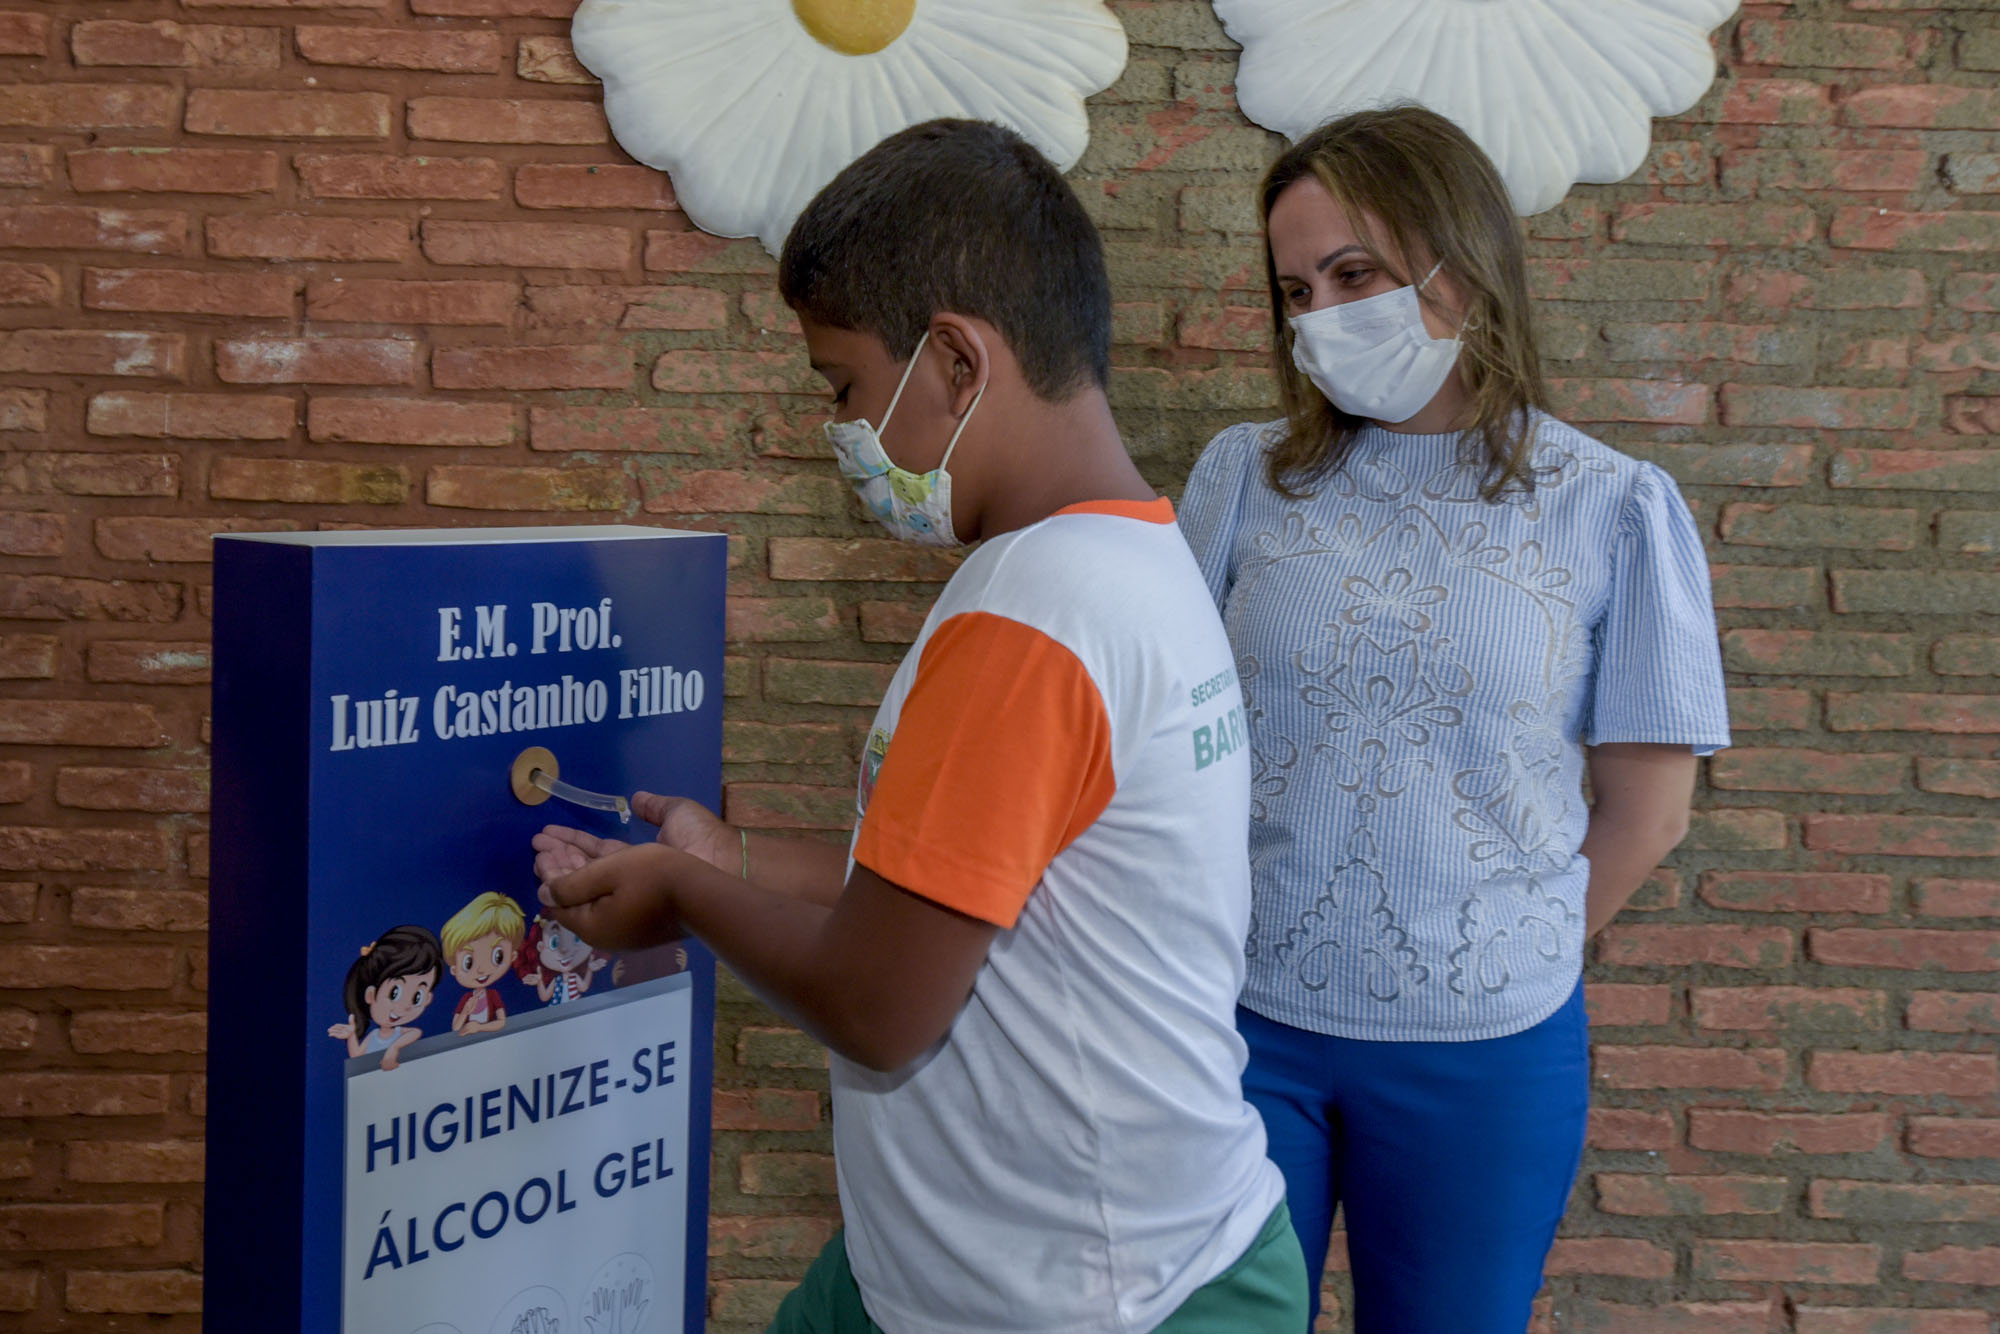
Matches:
[852,611,1115,928]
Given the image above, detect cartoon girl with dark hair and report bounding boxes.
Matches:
[328,924,443,1071]
[516,915,608,1007]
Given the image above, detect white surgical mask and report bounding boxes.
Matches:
[823,332,983,547]
[1288,260,1465,424]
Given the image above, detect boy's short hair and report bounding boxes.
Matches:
[441,892,525,956]
[779,119,1111,401]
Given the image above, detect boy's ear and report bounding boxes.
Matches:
[927,314,990,418]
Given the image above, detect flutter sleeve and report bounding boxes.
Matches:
[1176,421,1267,611]
[1585,462,1732,755]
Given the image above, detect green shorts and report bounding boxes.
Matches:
[766,1200,1307,1334]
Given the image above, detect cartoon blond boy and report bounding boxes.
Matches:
[442,892,526,1036]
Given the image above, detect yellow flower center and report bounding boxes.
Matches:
[792,0,915,55]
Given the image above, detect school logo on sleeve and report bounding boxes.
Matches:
[857,726,891,815]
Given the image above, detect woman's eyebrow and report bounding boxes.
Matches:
[1314,244,1368,273]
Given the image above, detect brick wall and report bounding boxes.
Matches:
[0,0,1995,1328]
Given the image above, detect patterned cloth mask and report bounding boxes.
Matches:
[1288,260,1464,424]
[823,331,985,548]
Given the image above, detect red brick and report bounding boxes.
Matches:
[84,642,210,685]
[1808,1051,1998,1097]
[82,267,294,319]
[68,146,275,196]
[0,143,48,187]
[306,277,515,326]
[1612,203,1817,248]
[648,470,845,517]
[0,82,178,130]
[721,598,843,646]
[517,36,594,84]
[0,11,44,54]
[1694,986,1887,1032]
[1831,450,2000,491]
[1727,628,1918,678]
[1719,148,1928,193]
[1909,992,2000,1034]
[1696,1240,1880,1285]
[1809,926,2000,971]
[56,764,206,811]
[1811,1180,2000,1222]
[185,88,390,139]
[0,945,174,990]
[1687,1109,1891,1156]
[1710,748,1907,795]
[0,328,183,379]
[734,1025,827,1069]
[768,538,960,583]
[1595,1173,1787,1215]
[1841,85,2000,130]
[209,457,408,505]
[708,1216,836,1263]
[1719,383,1915,430]
[2,453,177,499]
[206,212,409,262]
[1916,332,2000,373]
[432,344,631,391]
[296,153,504,202]
[723,720,851,766]
[1719,504,1918,551]
[71,19,278,68]
[1945,395,2000,434]
[426,465,628,512]
[0,1073,168,1117]
[0,634,56,679]
[1546,1238,1675,1279]
[1602,321,1811,366]
[710,1088,820,1133]
[1933,636,2000,677]
[421,219,631,271]
[1828,694,2000,733]
[524,284,726,331]
[858,600,927,644]
[0,1203,162,1250]
[0,576,179,622]
[1914,878,2000,918]
[71,887,206,932]
[309,397,515,447]
[0,260,52,307]
[1831,207,2000,254]
[1588,1107,1676,1151]
[1796,1309,1990,1334]
[295,26,500,71]
[70,1009,204,1053]
[0,205,186,255]
[1907,1117,2000,1160]
[515,163,675,210]
[1598,925,1792,970]
[408,97,607,146]
[1901,1249,2000,1287]
[1594,1046,1787,1091]
[0,760,31,802]
[63,1269,203,1314]
[0,511,62,557]
[653,349,816,395]
[528,405,735,453]
[1947,153,2000,194]
[0,826,166,873]
[1710,566,1818,610]
[1728,687,1812,732]
[1691,77,1833,124]
[412,0,573,16]
[1698,872,1892,915]
[88,391,293,441]
[1918,758,2000,799]
[1564,1300,1778,1334]
[216,337,416,386]
[644,230,777,275]
[1584,983,1671,1027]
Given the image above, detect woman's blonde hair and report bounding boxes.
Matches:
[1259,105,1546,500]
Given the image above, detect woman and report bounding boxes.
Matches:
[1179,107,1730,1333]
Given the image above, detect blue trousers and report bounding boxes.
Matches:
[1238,982,1589,1334]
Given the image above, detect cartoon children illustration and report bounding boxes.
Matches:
[328,925,443,1071]
[516,913,608,1006]
[441,891,526,1036]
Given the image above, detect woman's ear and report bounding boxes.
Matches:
[928,314,990,418]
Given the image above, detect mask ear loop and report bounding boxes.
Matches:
[1415,259,1478,339]
[875,330,931,438]
[934,377,986,474]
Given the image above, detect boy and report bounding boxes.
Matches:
[441,890,525,1035]
[533,120,1304,1333]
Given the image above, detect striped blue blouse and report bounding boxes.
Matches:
[1180,414,1731,1042]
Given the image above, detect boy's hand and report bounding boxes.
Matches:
[539,842,687,952]
[531,825,630,885]
[633,791,739,874]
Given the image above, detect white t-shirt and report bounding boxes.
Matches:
[836,498,1285,1334]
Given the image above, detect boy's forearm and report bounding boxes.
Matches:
[741,830,849,909]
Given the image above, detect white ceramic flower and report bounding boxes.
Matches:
[1211,0,1739,215]
[573,0,1127,253]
